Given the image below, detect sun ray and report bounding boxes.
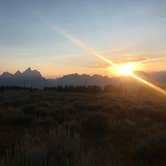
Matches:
[51,26,118,68]
[130,73,166,96]
[43,22,166,96]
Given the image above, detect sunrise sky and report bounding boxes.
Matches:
[0,0,166,78]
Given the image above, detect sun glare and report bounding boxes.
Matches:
[49,24,166,96]
[115,63,135,76]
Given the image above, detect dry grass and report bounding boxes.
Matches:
[0,88,165,165]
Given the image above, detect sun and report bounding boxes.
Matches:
[107,62,137,76]
[115,63,135,76]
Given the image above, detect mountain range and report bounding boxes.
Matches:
[0,68,165,89]
[0,68,45,88]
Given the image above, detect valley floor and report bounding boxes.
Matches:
[0,88,165,166]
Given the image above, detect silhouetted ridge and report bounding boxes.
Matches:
[52,73,112,87]
[0,68,165,89]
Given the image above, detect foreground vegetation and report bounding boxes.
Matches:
[0,87,165,166]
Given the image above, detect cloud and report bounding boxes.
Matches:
[140,56,166,64]
[112,56,147,64]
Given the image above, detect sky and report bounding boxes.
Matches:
[0,0,166,78]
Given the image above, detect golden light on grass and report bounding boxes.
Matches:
[47,23,166,96]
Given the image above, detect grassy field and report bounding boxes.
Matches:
[0,88,166,166]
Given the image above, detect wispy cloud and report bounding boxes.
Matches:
[140,56,166,64]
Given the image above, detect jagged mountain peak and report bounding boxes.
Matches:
[15,70,22,77]
[0,68,45,88]
[1,72,13,78]
[22,68,43,78]
[23,67,32,74]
